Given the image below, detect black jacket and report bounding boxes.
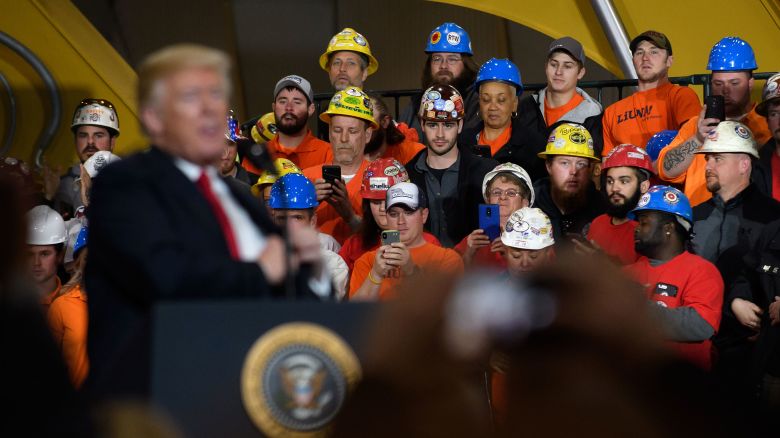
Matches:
[693,184,780,351]
[407,149,498,246]
[532,177,607,243]
[85,146,315,401]
[753,139,777,197]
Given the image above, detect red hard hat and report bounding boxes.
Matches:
[602,144,655,175]
[360,158,409,199]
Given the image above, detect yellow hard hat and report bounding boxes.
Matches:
[250,112,277,143]
[319,87,378,128]
[250,158,302,197]
[538,123,598,161]
[319,28,379,75]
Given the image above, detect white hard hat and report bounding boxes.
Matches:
[71,98,120,136]
[27,205,67,245]
[481,163,535,206]
[697,121,758,158]
[83,150,121,177]
[501,207,554,250]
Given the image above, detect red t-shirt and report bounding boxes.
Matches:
[545,93,584,126]
[624,251,724,370]
[586,214,639,265]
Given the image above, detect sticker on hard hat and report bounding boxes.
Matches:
[767,81,778,92]
[369,177,390,191]
[343,97,361,105]
[430,31,441,45]
[627,152,646,159]
[434,100,446,111]
[444,100,455,112]
[569,132,587,144]
[353,35,366,46]
[384,166,400,176]
[638,193,651,207]
[331,94,342,103]
[363,98,372,110]
[446,32,461,45]
[451,111,458,118]
[734,125,750,139]
[426,90,441,101]
[345,88,362,97]
[663,191,679,204]
[554,138,566,148]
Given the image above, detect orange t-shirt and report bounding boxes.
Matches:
[381,137,426,166]
[478,126,512,157]
[242,130,332,173]
[657,104,771,207]
[545,93,584,126]
[602,82,700,157]
[303,160,369,244]
[47,285,88,388]
[349,243,464,300]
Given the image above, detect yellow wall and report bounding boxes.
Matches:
[436,0,780,78]
[0,0,143,168]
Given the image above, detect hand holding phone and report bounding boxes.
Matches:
[322,165,342,185]
[381,230,401,246]
[704,95,725,126]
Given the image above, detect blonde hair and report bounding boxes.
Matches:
[137,44,231,110]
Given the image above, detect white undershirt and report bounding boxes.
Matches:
[174,158,266,261]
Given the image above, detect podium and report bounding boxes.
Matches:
[151,300,377,438]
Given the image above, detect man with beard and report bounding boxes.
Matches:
[625,185,723,370]
[53,98,120,217]
[601,31,700,158]
[658,37,771,207]
[689,121,780,398]
[399,23,481,142]
[533,123,606,244]
[752,73,780,200]
[584,144,653,264]
[242,75,330,173]
[364,92,424,164]
[407,84,498,247]
[303,86,377,244]
[319,27,378,91]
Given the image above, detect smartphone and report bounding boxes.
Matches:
[704,95,725,126]
[322,164,342,184]
[381,229,400,246]
[473,145,492,159]
[479,204,501,241]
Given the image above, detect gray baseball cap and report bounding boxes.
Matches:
[548,37,585,66]
[273,75,314,103]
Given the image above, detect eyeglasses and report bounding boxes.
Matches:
[431,55,463,66]
[489,188,522,199]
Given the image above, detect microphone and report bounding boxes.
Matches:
[236,138,277,176]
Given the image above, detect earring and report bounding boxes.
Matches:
[512,111,519,118]
[666,231,671,236]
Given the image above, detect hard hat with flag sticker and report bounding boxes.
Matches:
[71,98,120,136]
[251,112,278,143]
[629,185,693,231]
[696,121,758,158]
[756,73,780,117]
[707,37,757,71]
[538,123,598,161]
[319,28,378,75]
[476,58,523,95]
[602,144,655,174]
[361,158,409,200]
[418,84,464,122]
[501,207,554,250]
[320,87,378,128]
[225,110,247,143]
[251,158,302,197]
[425,22,472,55]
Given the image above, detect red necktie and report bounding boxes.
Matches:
[196,171,239,259]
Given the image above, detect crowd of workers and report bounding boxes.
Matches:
[3,21,780,435]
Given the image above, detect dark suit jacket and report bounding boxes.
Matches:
[84,146,304,400]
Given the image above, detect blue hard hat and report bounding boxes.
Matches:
[425,22,473,55]
[644,130,678,161]
[73,226,88,256]
[707,37,757,71]
[476,58,523,95]
[628,185,693,229]
[269,173,319,209]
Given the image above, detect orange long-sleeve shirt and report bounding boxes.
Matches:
[242,130,332,173]
[47,285,88,388]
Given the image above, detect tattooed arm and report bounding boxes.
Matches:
[660,106,720,178]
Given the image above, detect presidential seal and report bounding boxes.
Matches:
[241,323,361,437]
